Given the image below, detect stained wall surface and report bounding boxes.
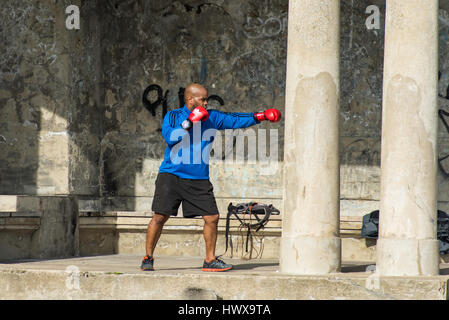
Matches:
[1,0,449,216]
[0,0,102,197]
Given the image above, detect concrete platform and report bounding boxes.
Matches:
[0,254,448,300]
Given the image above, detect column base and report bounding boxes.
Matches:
[376,238,439,276]
[0,195,79,260]
[279,235,341,275]
[37,196,79,259]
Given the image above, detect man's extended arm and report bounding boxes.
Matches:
[209,109,281,130]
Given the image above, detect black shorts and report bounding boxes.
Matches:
[151,172,219,218]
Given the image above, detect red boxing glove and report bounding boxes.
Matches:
[181,106,209,130]
[254,108,282,123]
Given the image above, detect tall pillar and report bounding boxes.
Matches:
[377,0,440,276]
[280,0,341,274]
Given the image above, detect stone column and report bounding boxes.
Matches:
[280,0,341,274]
[377,0,440,276]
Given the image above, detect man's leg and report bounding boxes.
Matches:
[202,214,219,262]
[201,214,232,272]
[145,213,170,256]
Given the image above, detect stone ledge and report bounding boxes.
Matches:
[78,214,363,238]
[0,217,41,228]
[0,212,42,217]
[0,255,447,300]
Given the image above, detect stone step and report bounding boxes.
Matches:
[78,213,362,237]
[0,254,448,300]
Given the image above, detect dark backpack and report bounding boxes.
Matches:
[361,209,449,254]
[438,210,449,254]
[361,210,379,239]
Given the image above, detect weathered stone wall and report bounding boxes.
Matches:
[1,0,449,214]
[0,0,102,197]
[1,0,449,262]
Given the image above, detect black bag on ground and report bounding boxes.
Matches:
[438,210,449,255]
[361,209,449,254]
[361,210,379,239]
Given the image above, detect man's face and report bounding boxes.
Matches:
[192,89,208,109]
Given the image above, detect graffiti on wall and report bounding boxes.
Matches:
[242,14,288,39]
[438,70,449,177]
[142,84,169,118]
[439,71,449,100]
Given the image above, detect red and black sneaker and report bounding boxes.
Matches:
[202,258,232,272]
[140,255,154,271]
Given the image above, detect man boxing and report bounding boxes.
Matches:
[141,83,281,272]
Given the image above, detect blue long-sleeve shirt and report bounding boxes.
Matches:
[159,105,259,179]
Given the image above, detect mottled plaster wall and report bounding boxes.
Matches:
[1,0,449,213]
[0,0,102,196]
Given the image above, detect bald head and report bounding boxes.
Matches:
[184,83,208,111]
[185,83,207,98]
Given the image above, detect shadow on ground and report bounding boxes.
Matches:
[231,262,279,270]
